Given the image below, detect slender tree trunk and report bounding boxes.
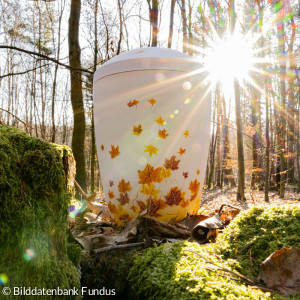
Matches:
[180,0,188,53]
[68,0,87,191]
[117,0,122,55]
[168,0,175,48]
[230,0,245,200]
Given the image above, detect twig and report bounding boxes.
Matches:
[93,242,145,254]
[75,180,88,198]
[0,108,28,128]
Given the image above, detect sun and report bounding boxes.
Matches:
[205,34,254,91]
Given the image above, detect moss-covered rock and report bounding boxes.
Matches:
[128,241,270,299]
[215,204,300,279]
[0,125,80,299]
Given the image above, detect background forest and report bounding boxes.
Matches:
[0,0,299,202]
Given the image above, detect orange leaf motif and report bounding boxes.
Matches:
[127,99,139,108]
[178,147,186,155]
[118,179,132,193]
[108,190,115,199]
[158,129,169,139]
[164,155,180,170]
[197,169,200,175]
[144,144,158,157]
[189,179,200,195]
[183,172,188,179]
[164,187,185,206]
[184,130,190,138]
[148,98,157,107]
[180,198,190,208]
[156,117,165,126]
[108,202,117,215]
[133,124,143,136]
[101,144,104,151]
[138,164,162,185]
[109,145,120,159]
[117,192,130,205]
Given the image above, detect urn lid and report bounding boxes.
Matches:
[93,47,204,82]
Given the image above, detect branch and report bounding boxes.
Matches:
[0,63,50,79]
[0,45,93,74]
[93,242,145,254]
[0,108,28,128]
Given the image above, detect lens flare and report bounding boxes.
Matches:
[24,248,36,261]
[0,273,8,285]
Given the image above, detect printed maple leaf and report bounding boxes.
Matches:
[140,183,160,198]
[108,202,117,215]
[152,198,168,210]
[138,164,162,185]
[148,98,157,107]
[137,200,147,211]
[197,169,200,175]
[178,147,186,155]
[160,167,172,180]
[109,180,114,187]
[130,205,138,212]
[164,155,180,170]
[156,117,165,126]
[133,124,143,136]
[108,190,115,199]
[144,144,158,157]
[118,179,132,193]
[147,200,160,217]
[119,214,131,222]
[127,99,139,108]
[158,129,169,139]
[183,172,188,179]
[109,145,120,159]
[189,179,200,195]
[180,198,190,208]
[117,192,130,205]
[164,187,185,206]
[184,130,190,138]
[101,144,104,151]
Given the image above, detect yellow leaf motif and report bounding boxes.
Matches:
[144,144,158,157]
[148,98,157,107]
[156,117,165,126]
[184,130,190,138]
[109,145,120,159]
[133,124,143,136]
[138,164,162,185]
[118,179,132,193]
[140,184,160,198]
[160,167,172,180]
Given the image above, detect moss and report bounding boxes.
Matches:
[128,241,270,300]
[215,204,300,280]
[0,125,80,299]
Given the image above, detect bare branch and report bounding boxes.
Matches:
[0,45,93,74]
[0,63,50,79]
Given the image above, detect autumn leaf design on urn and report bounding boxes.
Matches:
[93,47,211,226]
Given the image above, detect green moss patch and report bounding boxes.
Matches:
[216,204,300,279]
[0,125,80,298]
[128,241,270,300]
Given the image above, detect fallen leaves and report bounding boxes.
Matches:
[164,155,180,170]
[144,144,158,157]
[133,124,143,136]
[109,145,120,159]
[118,179,132,193]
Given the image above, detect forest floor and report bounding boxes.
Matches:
[200,187,300,215]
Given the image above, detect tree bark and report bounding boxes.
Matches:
[180,0,188,53]
[68,0,87,191]
[167,0,175,48]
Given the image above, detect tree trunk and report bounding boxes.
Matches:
[147,0,158,47]
[180,0,188,53]
[68,0,87,191]
[168,0,175,48]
